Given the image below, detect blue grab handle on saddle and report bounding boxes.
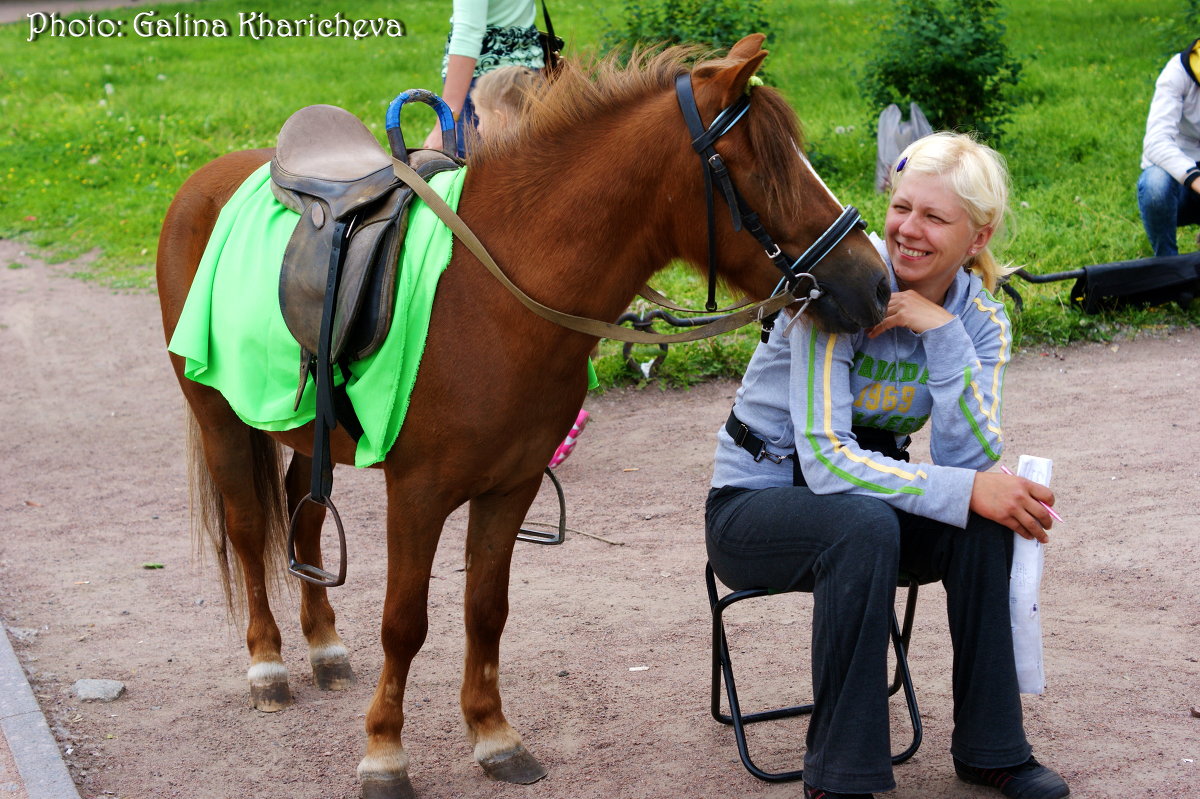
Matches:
[385,89,457,162]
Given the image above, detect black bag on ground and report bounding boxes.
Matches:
[1011,252,1200,314]
[1068,254,1200,313]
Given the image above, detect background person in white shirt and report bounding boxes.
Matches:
[1138,38,1200,257]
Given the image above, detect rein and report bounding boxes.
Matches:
[389,156,803,343]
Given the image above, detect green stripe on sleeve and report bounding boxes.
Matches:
[959,366,1000,460]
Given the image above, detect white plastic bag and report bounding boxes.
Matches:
[1009,454,1051,694]
[875,102,933,193]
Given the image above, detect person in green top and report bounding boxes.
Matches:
[423,0,545,155]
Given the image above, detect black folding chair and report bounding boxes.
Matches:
[705,562,923,782]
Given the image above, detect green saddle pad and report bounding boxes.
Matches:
[168,162,467,467]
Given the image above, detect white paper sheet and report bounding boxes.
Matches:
[1010,454,1052,694]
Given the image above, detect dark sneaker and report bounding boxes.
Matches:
[954,756,1069,799]
[803,783,875,799]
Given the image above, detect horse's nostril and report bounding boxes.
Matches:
[876,275,891,306]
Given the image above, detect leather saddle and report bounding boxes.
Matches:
[270,103,461,402]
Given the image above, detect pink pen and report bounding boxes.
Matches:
[1000,465,1064,523]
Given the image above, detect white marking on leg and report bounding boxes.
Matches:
[308,643,349,665]
[473,726,523,762]
[246,661,288,686]
[357,747,410,780]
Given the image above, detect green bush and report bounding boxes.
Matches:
[860,0,1023,143]
[602,0,771,56]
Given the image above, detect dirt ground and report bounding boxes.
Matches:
[1,240,1198,799]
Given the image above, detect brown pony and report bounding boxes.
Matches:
[156,34,888,799]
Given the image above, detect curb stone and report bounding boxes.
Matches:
[0,628,83,799]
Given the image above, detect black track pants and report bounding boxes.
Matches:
[705,484,1032,794]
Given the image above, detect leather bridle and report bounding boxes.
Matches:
[673,72,866,334]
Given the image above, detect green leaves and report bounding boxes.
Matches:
[860,0,1023,144]
[602,0,771,58]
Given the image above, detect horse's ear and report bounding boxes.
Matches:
[728,33,767,61]
[695,36,768,109]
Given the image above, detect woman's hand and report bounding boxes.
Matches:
[867,290,954,338]
[422,125,445,149]
[969,470,1056,543]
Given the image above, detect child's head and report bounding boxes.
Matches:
[472,66,544,138]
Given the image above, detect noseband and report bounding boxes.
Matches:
[674,73,865,331]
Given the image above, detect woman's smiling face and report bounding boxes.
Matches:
[885,171,992,303]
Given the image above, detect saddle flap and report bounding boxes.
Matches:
[342,156,462,360]
[279,186,412,362]
[277,150,462,366]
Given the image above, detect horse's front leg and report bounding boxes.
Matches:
[284,451,355,691]
[462,477,548,784]
[357,476,448,799]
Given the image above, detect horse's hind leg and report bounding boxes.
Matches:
[284,452,355,690]
[461,479,547,784]
[187,398,293,711]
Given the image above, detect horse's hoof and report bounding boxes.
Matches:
[360,774,416,799]
[248,661,292,711]
[479,744,547,784]
[312,655,356,691]
[250,681,292,711]
[249,679,292,712]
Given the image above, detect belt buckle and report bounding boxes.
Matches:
[754,445,785,465]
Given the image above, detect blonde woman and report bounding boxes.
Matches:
[706,132,1068,799]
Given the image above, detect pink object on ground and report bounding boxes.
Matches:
[549,409,590,469]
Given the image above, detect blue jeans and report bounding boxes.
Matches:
[705,485,1031,794]
[1137,165,1200,256]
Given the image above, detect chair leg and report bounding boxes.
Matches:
[707,565,808,782]
[888,595,923,765]
[889,581,920,696]
[706,564,923,783]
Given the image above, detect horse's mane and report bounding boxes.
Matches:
[469,44,809,219]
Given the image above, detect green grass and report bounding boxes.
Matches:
[2,0,1198,386]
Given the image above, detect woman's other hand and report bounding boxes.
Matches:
[969,470,1056,543]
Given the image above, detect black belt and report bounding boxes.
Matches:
[726,411,911,486]
[725,411,792,464]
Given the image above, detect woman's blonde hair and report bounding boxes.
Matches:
[472,66,545,116]
[891,131,1014,294]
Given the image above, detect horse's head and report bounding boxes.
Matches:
[681,34,890,333]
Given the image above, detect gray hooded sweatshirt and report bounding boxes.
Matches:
[711,240,1011,528]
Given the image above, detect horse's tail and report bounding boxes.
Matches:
[185,407,289,620]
